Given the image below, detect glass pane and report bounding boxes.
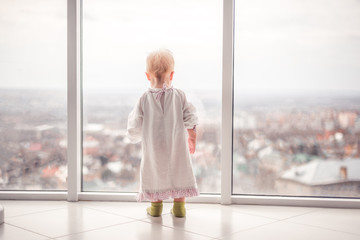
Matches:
[233,0,360,197]
[82,0,222,193]
[0,0,67,190]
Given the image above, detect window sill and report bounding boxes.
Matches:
[1,191,359,208]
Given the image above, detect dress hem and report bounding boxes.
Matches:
[136,187,199,202]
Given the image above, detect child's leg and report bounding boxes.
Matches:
[174,197,185,202]
[171,197,186,217]
[147,200,163,217]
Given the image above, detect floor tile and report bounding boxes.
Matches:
[286,208,360,235]
[143,204,276,238]
[0,223,50,240]
[219,221,360,240]
[79,201,200,220]
[0,200,69,218]
[229,204,321,220]
[2,200,360,240]
[5,203,134,238]
[55,221,211,240]
[79,201,151,219]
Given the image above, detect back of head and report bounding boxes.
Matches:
[146,49,175,83]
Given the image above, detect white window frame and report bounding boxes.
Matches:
[0,0,359,209]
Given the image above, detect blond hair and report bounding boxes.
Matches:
[146,49,174,82]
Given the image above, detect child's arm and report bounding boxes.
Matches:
[126,98,143,143]
[187,127,196,154]
[181,91,198,154]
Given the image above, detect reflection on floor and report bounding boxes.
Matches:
[0,200,359,240]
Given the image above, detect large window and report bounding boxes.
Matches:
[0,0,67,190]
[1,0,359,206]
[233,0,360,197]
[82,0,222,193]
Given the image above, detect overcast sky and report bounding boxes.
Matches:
[0,0,359,93]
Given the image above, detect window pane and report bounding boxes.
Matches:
[0,0,67,190]
[233,0,360,197]
[82,0,222,193]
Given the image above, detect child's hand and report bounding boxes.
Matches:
[187,129,196,154]
[188,137,196,154]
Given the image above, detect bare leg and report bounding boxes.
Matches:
[174,197,185,202]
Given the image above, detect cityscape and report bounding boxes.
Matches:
[233,91,360,197]
[0,89,360,197]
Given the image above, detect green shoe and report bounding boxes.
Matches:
[171,201,186,218]
[147,202,163,217]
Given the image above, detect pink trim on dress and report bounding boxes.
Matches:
[136,187,200,202]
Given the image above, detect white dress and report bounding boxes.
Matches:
[126,85,199,201]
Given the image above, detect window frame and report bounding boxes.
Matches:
[0,0,359,208]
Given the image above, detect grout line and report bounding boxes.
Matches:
[215,219,282,239]
[6,201,358,239]
[137,205,281,239]
[229,209,282,220]
[277,208,324,221]
[79,205,157,221]
[162,224,215,239]
[216,206,343,239]
[53,219,138,239]
[229,205,325,221]
[80,202,199,221]
[80,205,138,219]
[280,220,360,237]
[5,222,53,239]
[5,206,69,219]
[136,219,216,239]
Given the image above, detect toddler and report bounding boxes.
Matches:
[126,49,199,217]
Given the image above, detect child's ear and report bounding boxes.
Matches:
[145,72,151,81]
[170,71,175,80]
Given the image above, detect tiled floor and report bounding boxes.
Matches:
[0,200,359,240]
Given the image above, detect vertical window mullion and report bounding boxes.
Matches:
[221,0,234,205]
[67,0,82,202]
